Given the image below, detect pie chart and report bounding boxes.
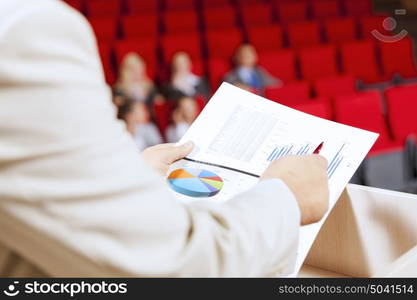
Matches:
[167,168,224,197]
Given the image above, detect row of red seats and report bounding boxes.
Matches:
[88,13,389,45]
[208,38,417,89]
[263,84,417,154]
[65,0,372,19]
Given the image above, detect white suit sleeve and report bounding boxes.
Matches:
[0,0,300,277]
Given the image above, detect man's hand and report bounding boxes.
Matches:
[261,155,329,226]
[142,142,194,175]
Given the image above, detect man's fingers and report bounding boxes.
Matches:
[165,141,194,163]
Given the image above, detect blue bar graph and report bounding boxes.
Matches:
[327,144,345,179]
[267,144,310,162]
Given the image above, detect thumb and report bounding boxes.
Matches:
[165,141,194,163]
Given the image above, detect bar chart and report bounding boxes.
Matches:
[267,142,347,179]
[267,143,312,161]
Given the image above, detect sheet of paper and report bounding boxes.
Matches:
[168,82,378,275]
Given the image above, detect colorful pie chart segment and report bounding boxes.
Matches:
[167,168,224,197]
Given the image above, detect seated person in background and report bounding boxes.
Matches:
[166,97,198,143]
[223,44,282,95]
[117,98,162,150]
[163,52,210,101]
[114,52,162,106]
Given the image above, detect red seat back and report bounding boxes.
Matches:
[161,33,202,62]
[88,16,118,43]
[86,0,121,17]
[164,10,199,34]
[314,75,357,98]
[125,0,159,14]
[324,17,357,44]
[385,84,417,141]
[204,6,238,29]
[164,0,196,10]
[342,0,372,16]
[334,91,392,151]
[340,40,383,83]
[208,58,231,89]
[311,0,341,19]
[287,21,321,48]
[265,81,311,106]
[299,45,339,81]
[206,28,243,59]
[276,1,308,23]
[247,25,283,52]
[241,3,274,26]
[122,14,159,38]
[379,37,417,79]
[258,49,297,83]
[292,100,332,119]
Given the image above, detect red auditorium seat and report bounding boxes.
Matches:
[340,40,383,83]
[64,0,84,12]
[258,50,297,82]
[85,0,121,17]
[97,42,115,84]
[247,25,283,51]
[342,0,372,16]
[359,15,391,39]
[125,0,159,14]
[114,38,158,78]
[276,1,308,23]
[334,91,394,152]
[293,100,332,119]
[164,0,196,10]
[379,37,417,79]
[287,21,321,48]
[161,33,202,62]
[324,17,357,44]
[314,75,357,98]
[204,6,238,29]
[265,81,311,106]
[153,102,173,135]
[122,14,159,38]
[164,10,199,34]
[311,0,341,19]
[241,3,274,26]
[88,17,118,43]
[299,45,339,81]
[206,28,243,59]
[208,58,231,89]
[202,0,232,8]
[385,85,417,141]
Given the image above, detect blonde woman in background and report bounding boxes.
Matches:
[114,52,162,106]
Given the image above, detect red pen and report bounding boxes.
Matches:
[313,142,324,154]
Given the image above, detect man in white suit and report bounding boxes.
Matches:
[0,0,329,277]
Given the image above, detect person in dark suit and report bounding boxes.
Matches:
[223,44,282,95]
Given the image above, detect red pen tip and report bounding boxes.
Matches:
[313,142,324,154]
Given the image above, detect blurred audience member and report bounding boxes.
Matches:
[117,99,162,150]
[224,44,282,95]
[114,53,161,106]
[164,52,210,101]
[166,97,198,143]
